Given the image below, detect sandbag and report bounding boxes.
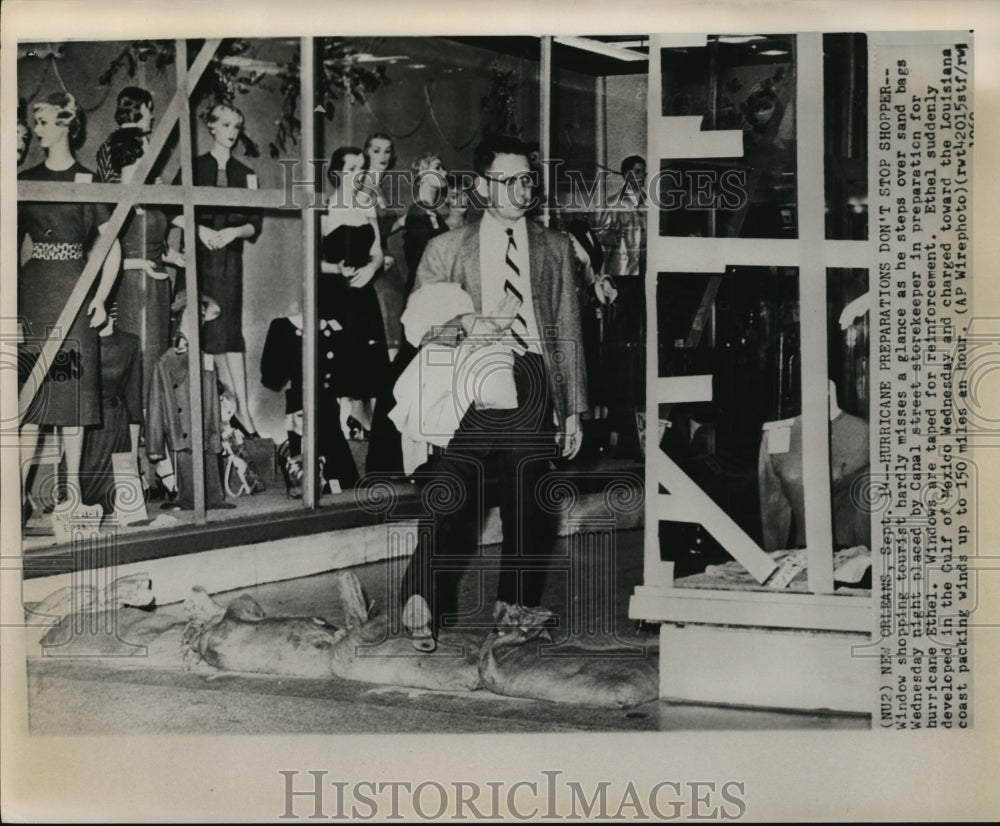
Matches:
[180,576,480,692]
[182,595,347,678]
[39,606,190,667]
[479,626,658,708]
[327,614,481,693]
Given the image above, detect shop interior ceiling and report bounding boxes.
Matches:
[447,36,649,76]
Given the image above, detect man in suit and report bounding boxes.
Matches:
[399,135,588,652]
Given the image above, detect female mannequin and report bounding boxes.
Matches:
[402,152,448,293]
[98,89,183,409]
[174,102,262,436]
[18,91,122,517]
[363,133,405,354]
[321,145,387,438]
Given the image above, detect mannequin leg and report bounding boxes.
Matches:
[213,353,235,400]
[20,424,42,520]
[62,426,84,505]
[223,352,257,435]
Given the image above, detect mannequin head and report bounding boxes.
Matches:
[32,91,85,153]
[412,152,446,205]
[206,102,244,151]
[327,145,368,195]
[364,132,395,173]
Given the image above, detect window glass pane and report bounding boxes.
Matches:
[659,35,798,239]
[826,268,872,576]
[656,267,803,577]
[547,43,648,461]
[17,37,307,553]
[824,34,868,240]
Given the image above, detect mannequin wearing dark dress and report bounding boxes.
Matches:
[96,122,173,408]
[18,161,108,428]
[110,205,172,403]
[321,147,389,447]
[190,152,262,356]
[95,92,183,499]
[320,218,390,403]
[171,103,263,437]
[80,323,142,513]
[259,275,359,491]
[18,93,123,522]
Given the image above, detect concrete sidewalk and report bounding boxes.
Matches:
[25,530,869,733]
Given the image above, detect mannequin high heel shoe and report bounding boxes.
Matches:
[229,416,259,439]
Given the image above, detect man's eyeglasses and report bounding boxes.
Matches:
[481,171,538,189]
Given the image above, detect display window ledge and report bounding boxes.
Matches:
[23,455,644,580]
[22,479,422,580]
[629,584,873,634]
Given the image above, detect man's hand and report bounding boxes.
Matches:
[557,413,582,459]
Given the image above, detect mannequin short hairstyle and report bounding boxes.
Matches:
[33,91,86,149]
[410,151,442,175]
[472,134,528,177]
[327,145,368,189]
[114,86,153,126]
[206,102,244,128]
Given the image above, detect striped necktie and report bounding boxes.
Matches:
[504,228,530,354]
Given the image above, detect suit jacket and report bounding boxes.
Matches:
[413,218,588,425]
